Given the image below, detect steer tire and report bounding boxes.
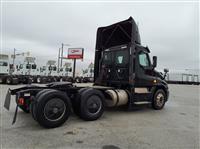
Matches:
[34,89,71,128]
[152,89,166,110]
[80,88,105,121]
[72,88,88,116]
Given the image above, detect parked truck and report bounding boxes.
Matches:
[0,54,19,84]
[14,56,39,84]
[59,62,73,82]
[4,17,169,128]
[79,62,94,83]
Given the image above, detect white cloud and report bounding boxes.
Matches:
[1,2,199,72]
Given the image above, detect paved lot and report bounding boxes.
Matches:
[0,84,199,149]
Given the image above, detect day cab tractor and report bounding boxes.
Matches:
[0,54,19,85]
[4,17,169,128]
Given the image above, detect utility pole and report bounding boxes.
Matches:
[60,43,70,68]
[57,48,61,73]
[73,59,76,78]
[61,43,64,67]
[12,49,30,66]
[13,48,16,65]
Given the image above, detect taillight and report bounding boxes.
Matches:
[18,98,25,105]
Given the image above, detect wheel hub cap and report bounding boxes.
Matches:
[44,98,66,121]
[156,93,164,107]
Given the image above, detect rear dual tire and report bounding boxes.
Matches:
[30,89,71,128]
[73,88,105,121]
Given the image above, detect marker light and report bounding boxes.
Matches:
[18,98,24,105]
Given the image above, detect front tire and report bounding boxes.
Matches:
[152,89,166,110]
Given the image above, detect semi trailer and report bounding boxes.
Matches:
[4,17,169,128]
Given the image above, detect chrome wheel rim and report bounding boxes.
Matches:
[37,78,41,83]
[156,93,165,107]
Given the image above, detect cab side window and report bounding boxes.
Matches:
[139,52,150,67]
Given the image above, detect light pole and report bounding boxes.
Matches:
[12,48,30,65]
[13,48,16,65]
[57,48,61,73]
[60,43,70,68]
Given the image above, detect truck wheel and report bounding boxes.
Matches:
[67,77,73,83]
[6,77,12,84]
[152,89,166,110]
[52,77,57,82]
[37,77,41,83]
[30,89,52,121]
[34,90,71,128]
[60,77,64,82]
[72,88,88,116]
[80,89,105,121]
[42,77,47,84]
[0,77,3,84]
[28,77,33,84]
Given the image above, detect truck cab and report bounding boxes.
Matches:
[94,17,169,106]
[81,63,94,82]
[0,54,19,84]
[0,54,9,83]
[14,57,38,83]
[43,60,59,82]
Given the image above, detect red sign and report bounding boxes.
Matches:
[68,48,84,59]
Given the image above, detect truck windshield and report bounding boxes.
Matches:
[19,64,23,69]
[139,52,150,67]
[0,61,8,66]
[32,64,37,69]
[53,66,57,71]
[26,64,31,69]
[49,66,52,71]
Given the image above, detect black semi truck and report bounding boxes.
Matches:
[4,17,169,128]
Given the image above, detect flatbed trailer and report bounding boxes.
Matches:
[4,17,169,128]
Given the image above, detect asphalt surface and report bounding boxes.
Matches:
[0,84,199,149]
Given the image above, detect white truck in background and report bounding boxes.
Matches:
[14,56,40,84]
[59,62,73,82]
[0,54,19,84]
[35,61,73,83]
[75,62,94,83]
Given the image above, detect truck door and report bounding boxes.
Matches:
[135,49,155,87]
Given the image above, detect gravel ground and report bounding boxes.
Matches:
[0,84,199,149]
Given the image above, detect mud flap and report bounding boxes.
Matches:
[12,105,19,124]
[4,89,11,110]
